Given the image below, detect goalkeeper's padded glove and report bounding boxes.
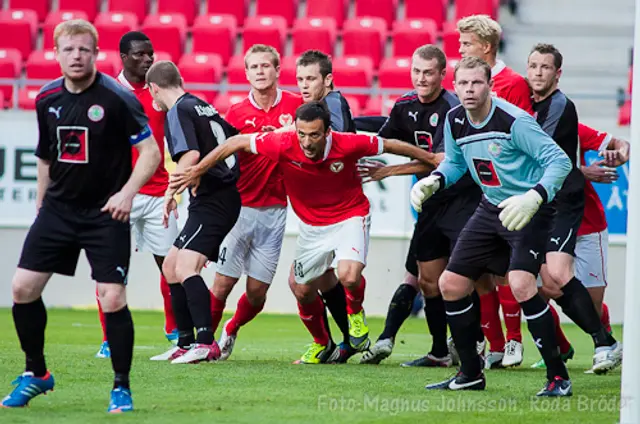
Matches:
[410,174,441,213]
[498,189,543,231]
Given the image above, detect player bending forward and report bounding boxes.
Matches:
[171,101,439,363]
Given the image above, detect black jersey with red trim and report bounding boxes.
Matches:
[35,72,151,208]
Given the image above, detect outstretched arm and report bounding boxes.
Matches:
[358,156,444,183]
[381,138,440,168]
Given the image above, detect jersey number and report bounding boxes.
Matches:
[209,121,236,169]
[218,247,227,266]
[293,260,305,279]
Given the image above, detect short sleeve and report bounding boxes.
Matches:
[250,131,285,162]
[166,106,199,161]
[348,133,384,158]
[578,123,611,152]
[507,78,534,115]
[34,100,51,160]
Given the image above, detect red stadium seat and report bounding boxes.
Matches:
[291,17,337,56]
[157,0,198,26]
[391,19,437,58]
[108,0,148,24]
[8,0,49,22]
[279,55,298,88]
[405,0,446,29]
[628,66,633,94]
[0,48,22,107]
[255,0,296,27]
[363,94,400,116]
[188,91,217,104]
[378,57,412,90]
[442,59,457,90]
[58,0,99,21]
[225,55,246,84]
[154,51,172,62]
[618,100,631,126]
[141,14,187,62]
[178,53,223,102]
[25,50,60,82]
[43,10,89,50]
[455,0,497,20]
[214,92,247,116]
[344,95,361,117]
[354,0,396,29]
[242,16,287,55]
[18,86,39,110]
[306,0,346,28]
[206,0,247,26]
[342,18,386,68]
[94,12,138,53]
[191,14,237,66]
[332,56,374,107]
[96,50,121,76]
[0,9,37,60]
[442,28,462,60]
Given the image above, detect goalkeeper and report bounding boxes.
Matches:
[411,56,574,397]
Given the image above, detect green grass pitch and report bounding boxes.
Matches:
[0,308,622,423]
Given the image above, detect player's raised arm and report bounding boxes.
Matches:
[380,138,440,168]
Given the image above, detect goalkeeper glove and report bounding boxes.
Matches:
[498,189,543,231]
[410,175,441,212]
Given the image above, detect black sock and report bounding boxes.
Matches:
[169,283,195,348]
[105,306,134,390]
[445,295,482,377]
[423,295,448,357]
[183,275,214,345]
[13,298,47,377]
[379,284,418,341]
[321,283,348,344]
[321,301,334,343]
[520,294,569,381]
[471,290,485,343]
[556,277,616,348]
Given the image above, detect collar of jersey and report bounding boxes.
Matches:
[248,88,282,110]
[117,71,147,91]
[491,60,506,77]
[322,133,333,161]
[465,98,497,129]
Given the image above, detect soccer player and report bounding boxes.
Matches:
[205,44,302,361]
[412,56,573,395]
[527,44,622,374]
[94,31,178,359]
[357,45,475,367]
[1,20,161,412]
[295,50,359,361]
[170,101,440,363]
[146,61,241,364]
[457,14,534,367]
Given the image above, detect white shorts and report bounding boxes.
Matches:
[574,229,608,288]
[216,206,287,284]
[293,215,371,284]
[130,194,178,257]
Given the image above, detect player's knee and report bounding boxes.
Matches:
[546,267,573,287]
[246,280,269,305]
[162,259,177,283]
[507,272,538,303]
[174,261,199,283]
[337,269,360,289]
[97,284,126,313]
[438,271,466,299]
[292,282,315,303]
[12,280,40,303]
[539,284,562,300]
[418,275,440,298]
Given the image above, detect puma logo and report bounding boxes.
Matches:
[408,111,418,122]
[179,234,187,243]
[48,106,62,119]
[245,117,257,127]
[534,338,542,349]
[529,250,539,259]
[550,237,561,245]
[454,117,465,125]
[291,161,303,168]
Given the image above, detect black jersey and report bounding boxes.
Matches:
[165,93,239,198]
[323,90,356,133]
[35,72,151,208]
[378,89,476,202]
[533,89,584,196]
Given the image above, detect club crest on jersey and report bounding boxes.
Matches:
[330,161,344,173]
[429,113,438,127]
[279,113,293,127]
[87,104,104,122]
[488,142,501,157]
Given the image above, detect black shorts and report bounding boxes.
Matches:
[174,186,241,261]
[405,190,481,276]
[18,197,130,283]
[547,189,584,255]
[447,197,554,281]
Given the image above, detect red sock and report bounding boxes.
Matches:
[498,285,522,342]
[480,290,505,352]
[345,275,366,314]
[96,287,107,342]
[209,291,226,333]
[297,295,329,345]
[160,274,177,333]
[226,293,265,335]
[601,302,612,334]
[549,304,572,355]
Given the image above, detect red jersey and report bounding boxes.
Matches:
[117,72,168,197]
[225,89,303,208]
[492,60,534,114]
[578,123,612,236]
[250,131,384,226]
